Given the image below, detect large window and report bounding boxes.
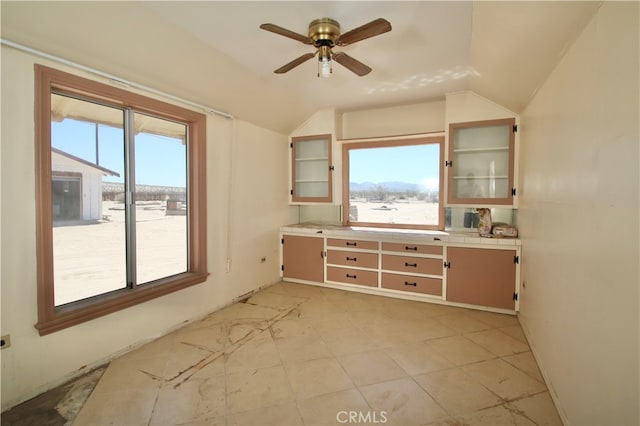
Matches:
[342,135,444,230]
[35,65,207,335]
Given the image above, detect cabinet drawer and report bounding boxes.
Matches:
[382,242,442,255]
[382,255,442,275]
[327,267,378,287]
[326,250,378,269]
[382,273,442,296]
[327,238,378,250]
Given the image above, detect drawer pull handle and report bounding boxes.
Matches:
[404,281,417,287]
[405,246,418,251]
[346,242,357,247]
[346,257,357,261]
[346,274,357,279]
[405,262,417,267]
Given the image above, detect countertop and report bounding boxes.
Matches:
[280,223,521,246]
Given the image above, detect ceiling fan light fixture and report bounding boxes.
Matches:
[318,45,332,78]
[260,17,391,77]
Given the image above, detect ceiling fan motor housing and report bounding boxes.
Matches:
[308,18,340,46]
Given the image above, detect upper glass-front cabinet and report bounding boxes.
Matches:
[291,134,332,203]
[447,118,516,206]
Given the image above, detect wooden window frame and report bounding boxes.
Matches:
[34,65,208,335]
[341,135,445,231]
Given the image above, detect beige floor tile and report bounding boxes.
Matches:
[164,343,220,382]
[221,302,282,325]
[116,333,176,364]
[73,387,158,426]
[462,359,547,401]
[275,334,333,363]
[269,317,317,339]
[93,355,166,394]
[149,377,225,425]
[502,351,546,383]
[499,324,529,343]
[323,328,381,356]
[426,335,496,366]
[414,368,503,416]
[359,377,448,425]
[174,322,228,352]
[405,317,459,340]
[508,392,563,425]
[70,282,555,426]
[245,291,308,311]
[297,388,372,426]
[465,310,520,328]
[266,281,324,298]
[450,404,537,425]
[464,328,531,357]
[338,350,407,386]
[226,365,293,414]
[384,342,454,375]
[311,317,359,339]
[434,312,495,334]
[230,400,304,425]
[225,330,281,374]
[284,357,354,399]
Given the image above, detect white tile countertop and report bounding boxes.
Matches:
[280,223,521,246]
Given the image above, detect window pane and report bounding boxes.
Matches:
[133,113,188,285]
[51,94,126,306]
[348,143,440,227]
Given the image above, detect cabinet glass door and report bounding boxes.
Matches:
[448,118,515,205]
[291,134,332,202]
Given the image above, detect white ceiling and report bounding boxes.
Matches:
[1,1,600,134]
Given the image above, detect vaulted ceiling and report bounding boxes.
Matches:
[1,1,600,134]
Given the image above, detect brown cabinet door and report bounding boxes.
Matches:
[282,235,324,283]
[446,247,516,310]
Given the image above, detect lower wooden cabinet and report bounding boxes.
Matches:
[280,230,520,313]
[446,247,517,310]
[281,235,324,283]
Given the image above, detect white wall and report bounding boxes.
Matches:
[0,46,296,409]
[340,100,445,139]
[517,3,639,425]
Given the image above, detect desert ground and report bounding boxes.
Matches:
[53,200,186,306]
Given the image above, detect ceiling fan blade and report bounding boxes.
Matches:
[332,52,372,76]
[274,52,316,74]
[336,18,392,46]
[259,23,313,45]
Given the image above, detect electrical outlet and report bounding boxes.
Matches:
[1,335,11,349]
[260,257,267,263]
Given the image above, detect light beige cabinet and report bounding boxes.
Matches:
[445,246,518,310]
[290,134,332,203]
[281,235,324,283]
[280,229,520,313]
[380,242,443,296]
[447,118,516,206]
[326,238,379,287]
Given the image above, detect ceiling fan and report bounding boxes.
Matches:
[259,17,392,77]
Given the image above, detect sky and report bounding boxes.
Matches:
[349,143,440,190]
[52,118,186,187]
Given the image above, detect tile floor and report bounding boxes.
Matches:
[73,282,562,425]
